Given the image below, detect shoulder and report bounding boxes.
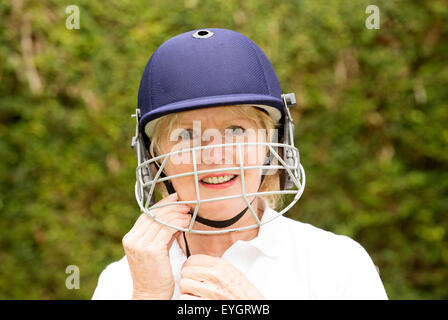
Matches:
[272,213,388,299]
[272,212,364,257]
[91,256,133,300]
[261,208,371,271]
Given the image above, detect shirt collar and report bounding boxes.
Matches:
[238,199,283,258]
[171,198,284,259]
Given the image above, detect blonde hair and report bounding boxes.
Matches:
[146,105,284,210]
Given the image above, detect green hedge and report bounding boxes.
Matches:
[0,0,447,299]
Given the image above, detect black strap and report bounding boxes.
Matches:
[182,199,255,258]
[152,158,176,194]
[188,200,253,228]
[182,231,191,258]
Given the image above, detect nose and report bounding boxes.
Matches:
[200,132,233,165]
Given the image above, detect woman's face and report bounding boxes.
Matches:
[158,107,268,221]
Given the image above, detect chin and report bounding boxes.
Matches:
[192,199,249,220]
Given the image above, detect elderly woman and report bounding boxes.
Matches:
[92,28,387,300]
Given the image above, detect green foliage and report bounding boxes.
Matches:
[0,0,447,299]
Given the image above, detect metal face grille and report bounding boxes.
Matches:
[134,141,306,234]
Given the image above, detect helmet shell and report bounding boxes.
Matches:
[137,28,284,135]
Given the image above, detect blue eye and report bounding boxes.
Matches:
[179,129,193,140]
[227,126,245,135]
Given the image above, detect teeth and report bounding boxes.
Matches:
[201,175,236,184]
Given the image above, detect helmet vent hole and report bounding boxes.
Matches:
[192,29,214,39]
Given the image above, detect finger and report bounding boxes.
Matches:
[152,204,191,225]
[152,194,190,214]
[130,203,190,240]
[182,254,223,269]
[167,230,181,250]
[181,265,221,284]
[179,278,223,300]
[127,213,151,237]
[151,214,192,245]
[133,192,186,224]
[137,211,191,245]
[124,192,190,250]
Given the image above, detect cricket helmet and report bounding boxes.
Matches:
[132,28,305,234]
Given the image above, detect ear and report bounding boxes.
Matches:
[261,149,275,176]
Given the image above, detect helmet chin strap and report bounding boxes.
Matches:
[187,203,253,228]
[181,196,258,258]
[151,151,269,257]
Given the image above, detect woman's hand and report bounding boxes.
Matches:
[122,192,191,299]
[179,254,265,300]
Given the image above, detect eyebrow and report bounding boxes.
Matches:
[178,118,250,126]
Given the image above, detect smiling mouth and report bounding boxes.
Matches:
[200,175,238,185]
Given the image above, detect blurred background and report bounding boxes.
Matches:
[0,0,447,299]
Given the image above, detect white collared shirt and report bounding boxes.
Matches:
[92,204,388,300]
